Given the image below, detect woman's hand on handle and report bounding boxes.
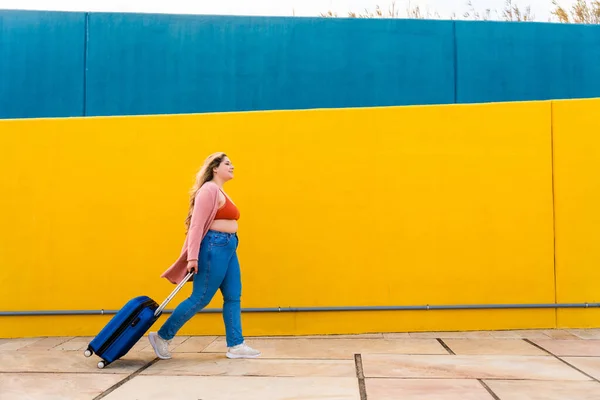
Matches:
[187,260,198,274]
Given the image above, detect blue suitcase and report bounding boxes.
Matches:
[84,272,193,368]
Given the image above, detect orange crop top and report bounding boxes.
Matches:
[214,191,240,220]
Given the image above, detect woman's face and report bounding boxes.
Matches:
[214,157,234,181]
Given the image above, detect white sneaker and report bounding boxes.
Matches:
[226,342,261,359]
[148,332,172,360]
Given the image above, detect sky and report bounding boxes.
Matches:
[0,0,578,22]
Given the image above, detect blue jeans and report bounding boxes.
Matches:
[158,230,244,347]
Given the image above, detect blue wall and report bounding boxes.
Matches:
[85,14,455,116]
[456,21,600,103]
[0,11,85,119]
[1,10,600,119]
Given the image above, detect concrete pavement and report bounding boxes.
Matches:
[2,329,600,399]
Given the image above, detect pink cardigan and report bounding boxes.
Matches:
[161,182,221,284]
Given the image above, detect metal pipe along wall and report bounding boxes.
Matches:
[2,302,600,316]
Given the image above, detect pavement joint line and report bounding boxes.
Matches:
[93,357,159,400]
[523,339,600,383]
[354,354,368,400]
[437,338,456,355]
[478,379,501,400]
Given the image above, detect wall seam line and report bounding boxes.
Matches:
[82,12,89,117]
[452,21,458,104]
[550,100,558,329]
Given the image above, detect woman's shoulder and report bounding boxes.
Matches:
[202,181,219,189]
[197,181,220,196]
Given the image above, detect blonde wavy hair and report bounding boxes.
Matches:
[184,152,227,232]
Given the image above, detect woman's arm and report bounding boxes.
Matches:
[186,184,218,262]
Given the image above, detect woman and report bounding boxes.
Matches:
[148,152,261,360]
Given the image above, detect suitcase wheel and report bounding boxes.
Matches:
[97,361,107,369]
[84,348,93,358]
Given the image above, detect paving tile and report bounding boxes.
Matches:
[563,357,600,380]
[409,331,493,339]
[53,340,89,352]
[568,329,600,340]
[17,337,73,351]
[202,338,447,359]
[102,376,360,400]
[259,333,384,339]
[0,338,43,351]
[0,350,155,374]
[0,373,128,400]
[490,330,551,339]
[51,336,147,352]
[543,330,581,340]
[532,340,600,356]
[170,336,216,353]
[383,333,411,339]
[442,339,547,356]
[129,340,150,353]
[366,378,494,400]
[361,354,590,380]
[52,337,94,351]
[485,379,600,400]
[141,353,357,377]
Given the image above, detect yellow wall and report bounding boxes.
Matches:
[553,98,600,328]
[0,99,586,338]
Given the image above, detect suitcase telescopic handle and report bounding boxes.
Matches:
[154,271,195,317]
